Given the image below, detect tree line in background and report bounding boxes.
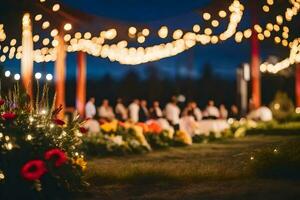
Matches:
[0,64,296,109]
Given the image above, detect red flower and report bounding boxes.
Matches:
[148,122,162,134]
[44,148,67,167]
[136,122,149,132]
[79,127,88,134]
[0,99,5,106]
[118,121,126,127]
[21,160,47,181]
[53,118,65,126]
[1,112,16,120]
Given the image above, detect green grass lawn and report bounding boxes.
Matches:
[79,136,300,200]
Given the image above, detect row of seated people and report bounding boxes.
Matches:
[85,96,240,129]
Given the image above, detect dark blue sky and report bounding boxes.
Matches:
[4,0,286,80]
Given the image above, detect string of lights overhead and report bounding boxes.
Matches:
[0,0,299,69]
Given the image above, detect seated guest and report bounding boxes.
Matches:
[191,101,203,121]
[180,109,199,137]
[98,99,115,121]
[229,105,240,119]
[128,99,140,123]
[85,97,96,119]
[139,100,149,122]
[247,106,273,122]
[165,96,180,130]
[149,101,163,119]
[219,104,228,119]
[115,98,128,121]
[203,100,220,119]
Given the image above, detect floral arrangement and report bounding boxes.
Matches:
[137,121,174,149]
[83,120,151,156]
[174,130,193,145]
[0,85,87,199]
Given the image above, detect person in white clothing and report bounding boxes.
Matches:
[98,99,115,121]
[115,98,128,121]
[247,106,273,122]
[165,96,180,129]
[128,99,140,123]
[219,104,228,119]
[191,101,203,121]
[85,97,96,119]
[204,100,220,119]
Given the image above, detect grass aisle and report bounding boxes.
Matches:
[79,136,300,200]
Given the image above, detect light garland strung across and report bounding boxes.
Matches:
[234,0,300,47]
[8,0,243,64]
[60,0,244,65]
[0,0,298,66]
[260,38,300,73]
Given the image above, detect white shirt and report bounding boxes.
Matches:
[85,101,96,119]
[258,107,273,121]
[205,106,220,118]
[220,109,228,119]
[98,106,115,119]
[247,106,272,122]
[154,107,163,118]
[165,103,180,125]
[194,107,203,121]
[128,103,140,123]
[115,103,128,120]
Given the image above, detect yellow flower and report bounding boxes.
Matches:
[72,157,87,171]
[101,120,118,132]
[132,125,152,150]
[176,130,192,145]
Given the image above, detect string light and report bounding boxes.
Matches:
[193,24,200,33]
[173,29,183,39]
[50,29,58,37]
[14,74,20,81]
[46,73,53,81]
[64,23,72,31]
[219,10,227,18]
[52,4,60,12]
[211,20,219,27]
[203,12,211,20]
[4,70,11,77]
[261,38,300,74]
[42,21,50,29]
[137,36,145,43]
[33,35,40,42]
[142,28,150,36]
[128,27,137,35]
[158,26,168,38]
[34,14,42,21]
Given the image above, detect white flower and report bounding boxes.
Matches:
[110,135,124,146]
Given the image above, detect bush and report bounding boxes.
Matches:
[246,121,300,135]
[269,91,294,121]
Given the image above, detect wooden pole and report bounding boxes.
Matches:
[54,33,66,118]
[296,63,300,107]
[76,51,87,116]
[21,13,33,98]
[250,7,261,109]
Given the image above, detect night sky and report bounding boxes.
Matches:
[4,0,287,80]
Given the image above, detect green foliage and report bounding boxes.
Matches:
[0,84,87,199]
[144,131,172,149]
[82,129,150,156]
[245,121,300,135]
[248,139,300,179]
[269,91,294,121]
